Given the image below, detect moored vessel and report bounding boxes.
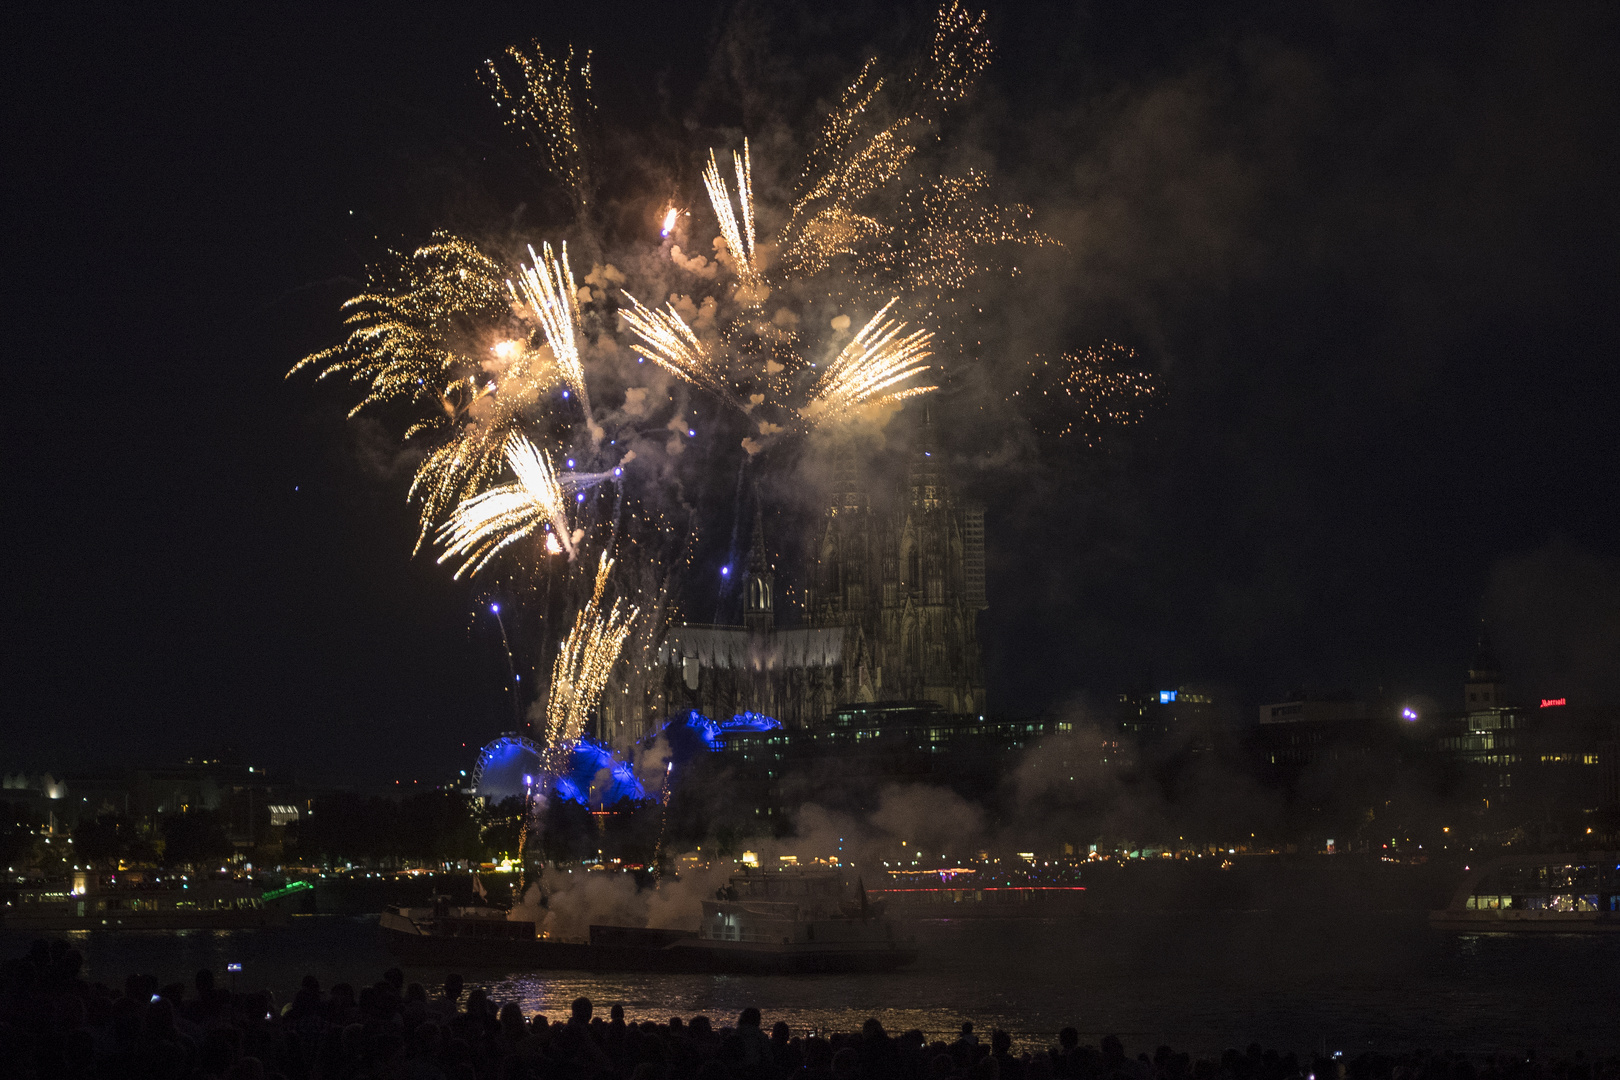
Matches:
[1428,852,1620,931]
[1,877,303,931]
[380,867,918,973]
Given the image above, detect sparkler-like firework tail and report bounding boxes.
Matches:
[483,42,596,223]
[288,235,508,414]
[702,140,762,294]
[734,144,756,274]
[618,293,732,401]
[802,300,937,426]
[545,551,639,750]
[512,241,593,418]
[411,430,512,556]
[287,235,533,549]
[436,434,575,578]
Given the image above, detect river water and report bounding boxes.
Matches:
[6,910,1617,1057]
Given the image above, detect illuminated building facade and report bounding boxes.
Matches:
[653,511,874,731]
[644,418,989,734]
[1425,633,1616,812]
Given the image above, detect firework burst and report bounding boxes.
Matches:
[617,293,729,398]
[702,140,763,296]
[802,300,937,427]
[292,4,1103,758]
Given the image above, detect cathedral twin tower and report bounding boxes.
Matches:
[655,417,988,733]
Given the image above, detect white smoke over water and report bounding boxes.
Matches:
[506,863,732,942]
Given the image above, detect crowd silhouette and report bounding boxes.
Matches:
[4,939,1616,1080]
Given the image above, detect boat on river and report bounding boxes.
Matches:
[1,878,306,931]
[380,867,918,973]
[1428,852,1620,931]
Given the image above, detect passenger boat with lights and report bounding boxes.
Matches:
[380,867,918,972]
[1428,852,1620,931]
[0,876,305,931]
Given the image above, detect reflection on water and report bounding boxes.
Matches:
[5,911,1618,1056]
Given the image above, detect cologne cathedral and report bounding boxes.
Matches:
[649,419,988,732]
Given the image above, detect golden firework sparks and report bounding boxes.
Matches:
[617,292,731,400]
[512,241,592,417]
[546,551,639,749]
[1018,343,1160,445]
[295,6,1060,738]
[702,140,762,294]
[802,299,936,426]
[482,42,595,220]
[777,2,1048,311]
[898,171,1058,306]
[288,235,509,418]
[436,433,575,578]
[286,234,540,548]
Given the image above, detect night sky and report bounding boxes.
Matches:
[6,2,1618,786]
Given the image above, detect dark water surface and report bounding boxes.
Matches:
[6,912,1617,1056]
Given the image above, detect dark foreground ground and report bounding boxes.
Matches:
[5,936,1619,1080]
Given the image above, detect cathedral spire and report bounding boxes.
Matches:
[745,502,774,633]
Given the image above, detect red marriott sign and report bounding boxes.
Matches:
[1540,698,1567,708]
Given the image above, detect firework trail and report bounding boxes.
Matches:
[545,551,638,751]
[436,433,577,576]
[802,299,937,427]
[512,241,592,419]
[702,140,762,296]
[617,293,728,399]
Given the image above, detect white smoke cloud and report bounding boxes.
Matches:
[506,862,732,941]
